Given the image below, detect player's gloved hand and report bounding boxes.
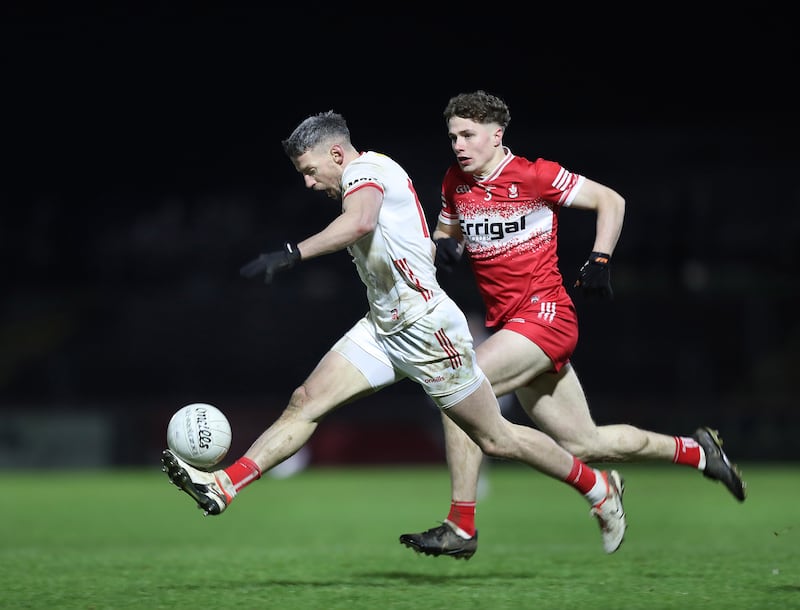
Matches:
[434,237,464,273]
[574,251,613,299]
[239,242,301,285]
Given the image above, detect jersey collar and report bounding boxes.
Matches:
[474,146,514,182]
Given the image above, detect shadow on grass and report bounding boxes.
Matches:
[243,570,537,587]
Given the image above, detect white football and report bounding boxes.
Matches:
[167,403,232,469]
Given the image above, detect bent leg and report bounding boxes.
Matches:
[521,363,676,462]
[522,364,746,500]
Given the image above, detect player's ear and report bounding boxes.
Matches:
[492,126,504,147]
[330,143,345,165]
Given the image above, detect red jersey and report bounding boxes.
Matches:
[439,148,585,328]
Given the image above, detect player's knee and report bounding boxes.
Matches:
[286,385,314,416]
[472,435,504,458]
[284,384,331,425]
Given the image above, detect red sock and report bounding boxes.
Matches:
[223,457,262,492]
[673,436,702,467]
[565,457,597,495]
[447,501,476,537]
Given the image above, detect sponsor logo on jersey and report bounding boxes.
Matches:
[345,175,378,190]
[459,215,527,241]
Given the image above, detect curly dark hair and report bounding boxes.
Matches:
[443,90,511,128]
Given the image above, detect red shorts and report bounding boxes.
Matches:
[494,293,578,373]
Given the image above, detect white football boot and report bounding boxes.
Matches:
[590,469,626,553]
[161,449,236,515]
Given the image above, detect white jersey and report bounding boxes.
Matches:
[342,151,447,335]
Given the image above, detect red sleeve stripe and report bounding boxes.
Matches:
[348,182,384,196]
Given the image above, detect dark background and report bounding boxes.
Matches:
[2,9,797,466]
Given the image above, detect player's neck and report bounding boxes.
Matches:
[474,146,508,180]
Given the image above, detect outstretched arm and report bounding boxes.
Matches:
[240,186,383,284]
[297,185,383,260]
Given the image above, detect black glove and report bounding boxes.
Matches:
[239,242,302,285]
[434,237,464,273]
[574,251,613,299]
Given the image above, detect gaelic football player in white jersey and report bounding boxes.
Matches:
[399,90,745,560]
[161,109,627,555]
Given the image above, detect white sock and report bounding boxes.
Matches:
[584,470,608,506]
[697,447,707,471]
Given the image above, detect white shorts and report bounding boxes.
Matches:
[331,299,485,409]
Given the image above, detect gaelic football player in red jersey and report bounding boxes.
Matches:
[399,90,745,560]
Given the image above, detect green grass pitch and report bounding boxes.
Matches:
[1,462,797,609]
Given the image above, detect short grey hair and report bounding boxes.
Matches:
[281,110,351,159]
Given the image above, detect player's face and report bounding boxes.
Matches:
[447,116,504,176]
[292,145,343,199]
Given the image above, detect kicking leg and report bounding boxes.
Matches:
[163,315,401,516]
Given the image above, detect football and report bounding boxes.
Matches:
[166,403,232,469]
